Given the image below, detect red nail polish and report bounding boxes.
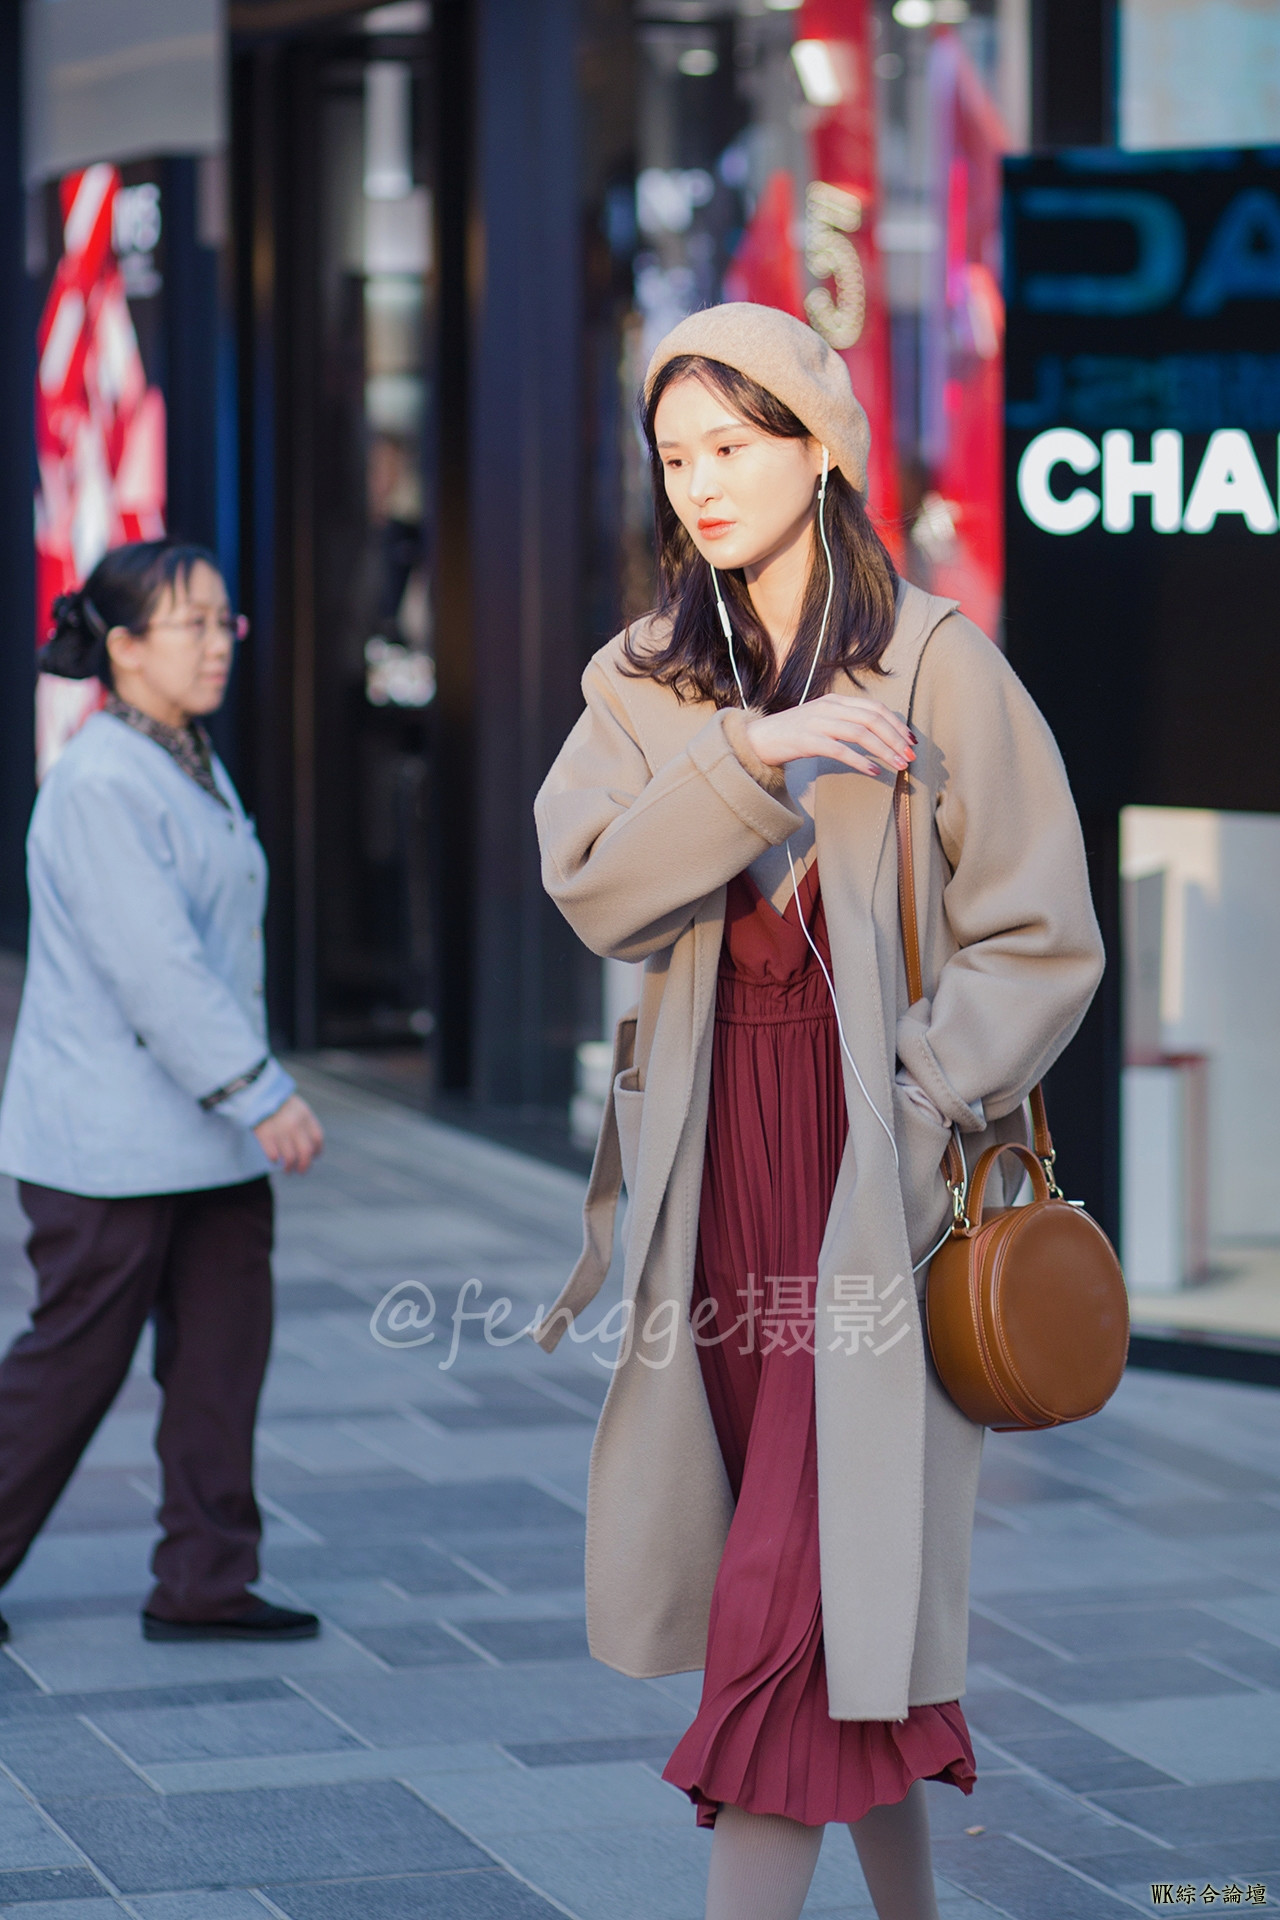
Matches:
[908,729,918,745]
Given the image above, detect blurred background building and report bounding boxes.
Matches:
[3,0,1280,1361]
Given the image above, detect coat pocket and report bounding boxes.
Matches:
[893,1081,954,1275]
[613,1068,644,1198]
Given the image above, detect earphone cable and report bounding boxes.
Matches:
[712,448,962,1261]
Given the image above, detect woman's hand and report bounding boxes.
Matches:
[744,694,916,777]
[254,1094,325,1173]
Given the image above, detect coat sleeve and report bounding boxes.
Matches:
[895,615,1105,1129]
[45,771,290,1122]
[535,650,803,961]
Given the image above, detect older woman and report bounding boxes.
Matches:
[0,539,323,1644]
[534,305,1103,1920]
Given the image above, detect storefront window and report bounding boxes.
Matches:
[311,12,436,1061]
[1122,805,1280,1342]
[623,0,1008,635]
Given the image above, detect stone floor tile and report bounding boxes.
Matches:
[501,1733,681,1770]
[273,1480,579,1547]
[967,1615,1068,1668]
[85,1698,367,1765]
[52,1780,489,1893]
[261,1540,486,1593]
[418,1381,594,1430]
[299,1659,693,1749]
[274,1281,373,1315]
[1084,1411,1280,1494]
[1207,1593,1280,1640]
[1088,1778,1280,1844]
[932,1831,1134,1919]
[968,1521,1206,1598]
[994,1728,1178,1792]
[932,1900,1011,1920]
[1057,1842,1280,1901]
[0,1803,87,1872]
[0,1679,292,1721]
[447,1542,587,1595]
[5,1629,380,1699]
[797,1830,878,1911]
[0,1530,154,1604]
[40,1470,157,1537]
[273,1580,582,1631]
[977,1457,1115,1508]
[342,1622,485,1669]
[977,1652,1254,1705]
[0,1655,42,1702]
[257,1421,396,1476]
[263,1868,567,1918]
[991,1576,1268,1618]
[334,1418,596,1488]
[1120,1497,1280,1540]
[994,1602,1278,1662]
[142,1740,515,1795]
[1206,1644,1280,1689]
[131,1894,278,1918]
[922,1771,1129,1852]
[470,1824,713,1920]
[457,1619,590,1664]
[0,1901,120,1920]
[1064,1691,1280,1783]
[1178,1532,1280,1591]
[958,1689,1079,1741]
[0,1716,155,1803]
[641,1670,706,1713]
[411,1756,689,1836]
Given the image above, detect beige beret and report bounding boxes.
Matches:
[644,302,871,494]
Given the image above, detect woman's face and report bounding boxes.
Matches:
[653,376,825,576]
[108,561,236,722]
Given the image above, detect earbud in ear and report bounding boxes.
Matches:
[820,446,830,496]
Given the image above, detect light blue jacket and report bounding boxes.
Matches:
[0,711,295,1197]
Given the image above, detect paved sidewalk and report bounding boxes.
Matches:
[0,1060,1276,1916]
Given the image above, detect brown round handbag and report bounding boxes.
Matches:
[895,771,1129,1432]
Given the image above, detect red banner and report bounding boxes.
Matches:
[34,164,167,773]
[722,0,900,553]
[920,31,1006,639]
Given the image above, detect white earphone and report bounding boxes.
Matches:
[711,444,960,1272]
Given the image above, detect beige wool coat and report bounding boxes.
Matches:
[533,581,1104,1722]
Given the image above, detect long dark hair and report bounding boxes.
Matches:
[624,354,898,709]
[39,540,221,686]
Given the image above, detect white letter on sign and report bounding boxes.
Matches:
[1102,430,1183,533]
[1016,429,1100,535]
[1182,429,1278,534]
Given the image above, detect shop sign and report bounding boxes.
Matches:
[1007,153,1280,542]
[1004,149,1280,815]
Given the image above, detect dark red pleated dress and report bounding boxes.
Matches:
[662,862,976,1830]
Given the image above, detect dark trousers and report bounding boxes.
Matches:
[0,1177,273,1621]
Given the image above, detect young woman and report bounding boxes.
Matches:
[533,305,1103,1920]
[0,540,324,1645]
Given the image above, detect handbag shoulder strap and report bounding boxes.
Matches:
[892,768,1056,1187]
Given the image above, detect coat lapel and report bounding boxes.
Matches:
[810,584,962,1718]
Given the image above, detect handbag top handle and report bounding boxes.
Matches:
[892,766,1058,1203]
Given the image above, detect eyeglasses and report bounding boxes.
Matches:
[145,612,250,646]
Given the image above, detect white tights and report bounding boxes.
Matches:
[704,1782,941,1920]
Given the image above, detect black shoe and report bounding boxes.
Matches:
[0,1612,8,1645]
[141,1600,319,1642]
